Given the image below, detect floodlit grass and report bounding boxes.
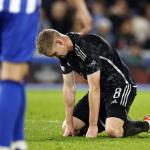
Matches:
[26,90,150,150]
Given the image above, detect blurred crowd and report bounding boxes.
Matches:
[40,0,150,51]
[33,0,150,83]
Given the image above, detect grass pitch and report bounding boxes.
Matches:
[26,89,150,150]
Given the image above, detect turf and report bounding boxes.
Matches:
[26,89,150,150]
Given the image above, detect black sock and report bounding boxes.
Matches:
[123,120,149,137]
[79,125,88,136]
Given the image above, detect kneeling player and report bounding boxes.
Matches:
[36,29,150,138]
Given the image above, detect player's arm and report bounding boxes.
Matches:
[63,71,76,137]
[67,0,92,33]
[86,70,101,138]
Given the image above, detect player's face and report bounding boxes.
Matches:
[53,40,68,57]
[44,36,69,57]
[44,50,56,57]
[55,44,68,57]
[44,44,68,58]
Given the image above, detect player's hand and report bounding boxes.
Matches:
[86,125,98,138]
[63,124,74,137]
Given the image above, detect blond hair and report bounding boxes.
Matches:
[36,29,59,55]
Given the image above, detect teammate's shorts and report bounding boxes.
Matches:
[73,84,137,133]
[0,9,39,63]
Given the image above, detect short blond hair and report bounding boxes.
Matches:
[36,29,59,55]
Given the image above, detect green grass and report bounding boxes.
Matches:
[26,90,150,150]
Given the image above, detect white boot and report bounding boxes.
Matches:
[0,146,10,150]
[11,141,27,150]
[144,115,150,132]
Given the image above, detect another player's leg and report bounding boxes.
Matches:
[0,62,29,148]
[0,80,22,148]
[11,81,28,150]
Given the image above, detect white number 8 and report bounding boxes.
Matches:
[113,88,122,98]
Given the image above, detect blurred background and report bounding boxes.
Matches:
[28,0,150,85]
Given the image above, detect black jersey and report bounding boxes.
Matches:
[59,32,135,92]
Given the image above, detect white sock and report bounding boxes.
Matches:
[11,141,27,150]
[146,121,150,132]
[0,146,10,150]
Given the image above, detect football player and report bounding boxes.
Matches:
[36,29,150,138]
[0,0,40,149]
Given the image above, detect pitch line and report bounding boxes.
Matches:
[26,119,62,124]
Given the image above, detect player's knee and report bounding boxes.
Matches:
[105,117,124,138]
[1,62,29,82]
[105,126,123,138]
[61,117,85,132]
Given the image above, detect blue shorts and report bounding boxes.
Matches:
[0,9,39,63]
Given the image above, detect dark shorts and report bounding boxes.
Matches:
[73,84,137,133]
